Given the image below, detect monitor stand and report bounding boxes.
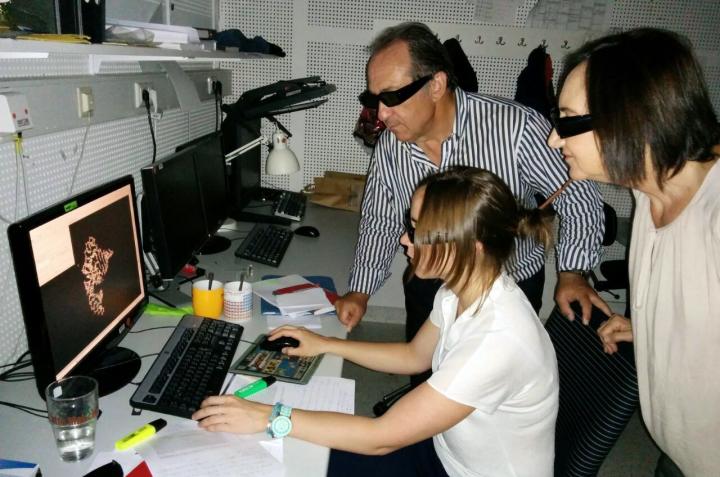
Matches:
[81,347,141,397]
[148,276,194,308]
[198,235,231,254]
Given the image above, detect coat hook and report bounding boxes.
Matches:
[474,35,484,44]
[539,39,548,48]
[453,34,461,43]
[518,37,527,47]
[496,36,506,46]
[561,40,570,49]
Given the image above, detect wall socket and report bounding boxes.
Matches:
[76,87,94,118]
[133,82,153,109]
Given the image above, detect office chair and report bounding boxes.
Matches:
[589,203,629,300]
[545,304,639,477]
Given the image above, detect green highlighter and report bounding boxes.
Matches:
[234,376,277,399]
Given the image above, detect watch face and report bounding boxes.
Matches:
[271,415,292,437]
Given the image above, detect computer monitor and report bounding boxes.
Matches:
[221,117,262,212]
[141,145,208,281]
[178,132,231,254]
[7,175,147,398]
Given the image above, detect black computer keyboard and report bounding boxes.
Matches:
[272,191,306,221]
[130,315,243,418]
[234,223,293,267]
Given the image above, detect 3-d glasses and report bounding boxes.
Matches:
[550,108,593,138]
[359,75,433,109]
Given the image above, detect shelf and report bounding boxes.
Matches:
[0,38,274,73]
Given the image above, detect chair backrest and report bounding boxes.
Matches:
[602,202,618,246]
[545,305,638,476]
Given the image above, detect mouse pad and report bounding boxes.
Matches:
[229,334,323,385]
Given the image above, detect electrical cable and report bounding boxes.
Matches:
[0,400,48,418]
[214,80,223,132]
[143,90,157,164]
[67,121,92,196]
[129,326,177,334]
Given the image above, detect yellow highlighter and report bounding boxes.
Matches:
[115,418,167,451]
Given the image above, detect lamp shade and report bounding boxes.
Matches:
[266,131,300,175]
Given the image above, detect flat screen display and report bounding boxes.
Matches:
[8,176,147,396]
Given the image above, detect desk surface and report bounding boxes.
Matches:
[0,204,359,477]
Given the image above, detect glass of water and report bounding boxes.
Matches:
[45,376,99,461]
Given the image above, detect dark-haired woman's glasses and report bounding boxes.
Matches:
[404,211,415,243]
[550,108,593,138]
[359,75,433,109]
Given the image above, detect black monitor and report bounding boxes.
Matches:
[141,145,208,281]
[7,175,147,398]
[178,132,231,254]
[221,117,262,212]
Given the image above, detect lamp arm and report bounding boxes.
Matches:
[266,115,292,138]
[224,135,268,164]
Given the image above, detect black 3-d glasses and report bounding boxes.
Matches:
[550,108,593,138]
[359,75,433,109]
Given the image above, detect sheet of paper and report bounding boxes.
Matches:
[252,274,313,307]
[277,287,332,315]
[267,314,323,330]
[229,374,355,414]
[138,422,283,477]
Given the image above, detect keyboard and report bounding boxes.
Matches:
[234,223,293,267]
[272,191,306,221]
[130,315,243,419]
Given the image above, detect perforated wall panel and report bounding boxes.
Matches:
[220,0,295,191]
[0,100,220,366]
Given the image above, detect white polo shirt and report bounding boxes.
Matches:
[427,274,559,477]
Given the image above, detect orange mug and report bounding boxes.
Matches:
[192,279,224,318]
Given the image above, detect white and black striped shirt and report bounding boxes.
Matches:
[349,89,604,295]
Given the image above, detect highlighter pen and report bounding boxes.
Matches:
[115,418,167,451]
[234,376,277,399]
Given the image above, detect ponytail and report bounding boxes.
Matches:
[516,207,554,250]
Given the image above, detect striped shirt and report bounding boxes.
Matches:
[349,89,604,295]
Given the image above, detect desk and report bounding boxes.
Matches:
[0,204,360,477]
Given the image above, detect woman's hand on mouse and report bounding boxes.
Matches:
[268,326,332,357]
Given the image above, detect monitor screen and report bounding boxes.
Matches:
[141,146,208,279]
[8,175,147,398]
[222,117,262,211]
[185,133,228,237]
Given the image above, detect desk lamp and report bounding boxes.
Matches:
[224,123,300,175]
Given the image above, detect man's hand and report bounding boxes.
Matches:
[555,271,612,324]
[597,314,633,354]
[335,291,370,332]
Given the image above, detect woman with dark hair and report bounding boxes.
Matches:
[193,167,559,477]
[548,28,720,476]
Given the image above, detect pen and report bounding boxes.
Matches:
[234,376,277,399]
[115,418,167,451]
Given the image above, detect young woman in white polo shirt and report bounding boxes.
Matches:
[193,167,559,477]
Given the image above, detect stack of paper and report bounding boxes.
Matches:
[253,275,336,317]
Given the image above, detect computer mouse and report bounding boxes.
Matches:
[294,226,320,238]
[259,335,300,351]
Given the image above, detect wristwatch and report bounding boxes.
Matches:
[267,402,293,439]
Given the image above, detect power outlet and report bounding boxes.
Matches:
[76,86,94,118]
[133,82,152,109]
